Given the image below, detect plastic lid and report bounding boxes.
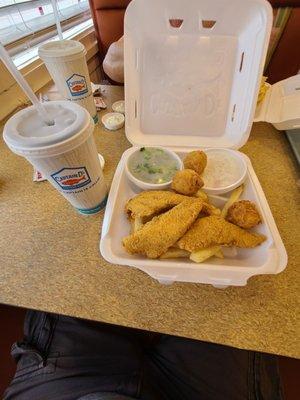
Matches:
[124,0,272,150]
[38,40,86,59]
[3,101,92,156]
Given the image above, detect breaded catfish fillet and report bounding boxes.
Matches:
[123,199,203,258]
[178,216,266,252]
[125,190,187,220]
[125,190,218,220]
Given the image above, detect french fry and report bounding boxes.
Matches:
[203,202,221,216]
[221,185,244,218]
[130,219,135,234]
[195,189,209,202]
[190,246,221,263]
[215,249,224,259]
[133,217,144,232]
[257,76,269,104]
[160,248,190,259]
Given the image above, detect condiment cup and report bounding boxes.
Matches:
[202,148,247,195]
[102,112,125,130]
[125,146,183,190]
[112,100,125,114]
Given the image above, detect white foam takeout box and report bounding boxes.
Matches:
[100,0,287,288]
[254,74,300,131]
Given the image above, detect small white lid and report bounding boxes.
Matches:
[124,0,272,150]
[38,40,86,60]
[3,101,93,157]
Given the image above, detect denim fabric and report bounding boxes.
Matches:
[4,311,283,400]
[79,394,133,400]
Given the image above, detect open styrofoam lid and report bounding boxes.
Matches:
[124,0,272,150]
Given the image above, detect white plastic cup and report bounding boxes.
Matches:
[38,40,97,123]
[3,101,107,214]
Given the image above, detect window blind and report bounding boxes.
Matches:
[0,0,91,55]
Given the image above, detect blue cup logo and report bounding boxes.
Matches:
[51,167,91,190]
[66,74,88,97]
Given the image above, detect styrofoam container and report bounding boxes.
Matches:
[101,150,287,287]
[254,74,300,130]
[100,0,288,287]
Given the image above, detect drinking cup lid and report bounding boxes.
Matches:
[38,40,86,59]
[3,101,93,156]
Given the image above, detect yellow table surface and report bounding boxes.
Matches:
[1,85,299,358]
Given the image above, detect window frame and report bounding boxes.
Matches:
[0,0,91,55]
[0,25,100,122]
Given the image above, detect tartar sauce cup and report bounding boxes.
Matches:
[202,148,247,195]
[125,146,183,190]
[102,112,125,131]
[112,100,125,114]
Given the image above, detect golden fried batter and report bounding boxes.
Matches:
[177,216,266,252]
[123,199,204,258]
[184,150,207,175]
[125,190,188,220]
[172,169,204,195]
[201,203,221,216]
[226,200,261,229]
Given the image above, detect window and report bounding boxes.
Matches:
[0,0,91,57]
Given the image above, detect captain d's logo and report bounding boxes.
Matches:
[66,73,88,97]
[51,167,91,190]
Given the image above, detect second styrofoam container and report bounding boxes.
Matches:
[254,74,300,130]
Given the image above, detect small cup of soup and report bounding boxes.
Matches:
[126,147,183,190]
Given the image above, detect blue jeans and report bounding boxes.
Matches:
[4,311,283,400]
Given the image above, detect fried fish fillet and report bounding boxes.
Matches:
[125,190,187,220]
[125,190,218,221]
[123,199,204,258]
[177,216,266,252]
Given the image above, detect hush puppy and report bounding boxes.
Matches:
[226,200,261,229]
[184,150,207,175]
[172,169,204,196]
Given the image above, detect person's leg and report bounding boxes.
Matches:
[141,335,283,400]
[4,311,143,400]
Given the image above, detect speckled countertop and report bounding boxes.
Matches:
[0,86,299,358]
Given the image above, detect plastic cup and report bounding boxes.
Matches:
[3,101,107,214]
[38,40,97,123]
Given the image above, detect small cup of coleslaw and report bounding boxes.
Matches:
[202,148,247,194]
